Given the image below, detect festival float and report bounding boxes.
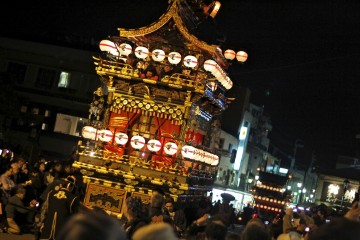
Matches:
[73,0,247,217]
[252,171,291,220]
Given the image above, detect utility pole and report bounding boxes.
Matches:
[290,139,304,172]
[299,151,316,203]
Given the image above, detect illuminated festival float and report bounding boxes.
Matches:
[73,0,247,217]
[252,171,291,220]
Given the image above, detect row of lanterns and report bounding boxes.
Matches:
[256,184,284,192]
[82,126,219,165]
[100,40,248,63]
[223,49,248,63]
[253,195,286,205]
[253,204,282,212]
[99,40,196,66]
[99,40,235,89]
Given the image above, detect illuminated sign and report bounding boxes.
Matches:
[239,126,248,140]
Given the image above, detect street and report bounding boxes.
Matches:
[0,232,35,240]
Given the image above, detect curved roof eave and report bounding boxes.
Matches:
[117,0,218,55]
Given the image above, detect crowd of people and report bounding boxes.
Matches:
[1,150,360,240]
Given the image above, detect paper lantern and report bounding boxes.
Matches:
[97,129,113,142]
[119,43,132,56]
[224,49,236,60]
[181,145,195,159]
[199,150,205,162]
[163,142,178,155]
[236,51,248,63]
[114,132,128,145]
[130,135,146,149]
[203,59,217,72]
[134,46,149,59]
[99,40,119,56]
[168,52,182,64]
[204,151,212,164]
[211,155,219,166]
[82,126,98,140]
[209,1,221,18]
[147,139,162,152]
[151,49,166,62]
[183,55,198,68]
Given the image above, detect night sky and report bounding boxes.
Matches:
[1,0,360,170]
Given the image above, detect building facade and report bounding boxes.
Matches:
[0,37,100,161]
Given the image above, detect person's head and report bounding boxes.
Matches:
[54,162,63,172]
[16,158,25,168]
[285,207,294,216]
[63,175,76,192]
[11,162,20,174]
[132,222,177,240]
[21,163,28,174]
[317,209,326,218]
[205,220,228,240]
[57,212,126,240]
[15,187,26,199]
[151,187,165,196]
[309,217,360,240]
[30,168,39,177]
[39,162,46,172]
[164,197,175,213]
[164,64,173,73]
[241,218,271,240]
[64,164,72,174]
[151,193,164,209]
[124,196,143,220]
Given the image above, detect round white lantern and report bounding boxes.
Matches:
[203,59,217,72]
[130,135,146,149]
[236,51,248,63]
[163,142,178,155]
[97,129,113,142]
[119,43,132,56]
[99,40,119,56]
[168,52,182,65]
[134,46,149,59]
[181,145,195,159]
[147,139,162,152]
[224,49,236,60]
[183,55,198,68]
[151,49,166,62]
[114,132,128,145]
[82,126,98,140]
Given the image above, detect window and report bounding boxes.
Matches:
[41,123,48,130]
[219,138,225,149]
[54,113,89,136]
[45,110,51,117]
[36,68,56,89]
[7,62,27,84]
[20,105,28,113]
[31,108,39,115]
[58,71,71,88]
[251,109,259,118]
[228,143,233,152]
